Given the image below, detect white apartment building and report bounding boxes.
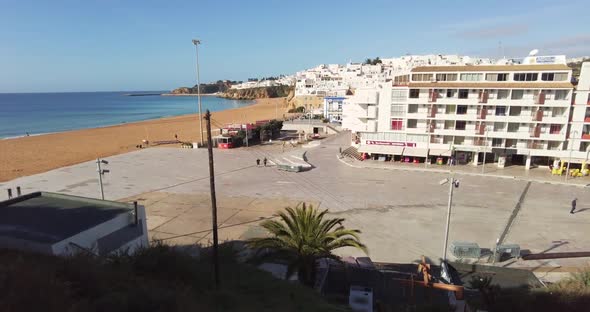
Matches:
[344,56,590,168]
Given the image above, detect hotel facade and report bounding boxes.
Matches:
[343,57,590,168]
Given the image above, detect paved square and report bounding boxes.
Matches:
[2,132,589,269]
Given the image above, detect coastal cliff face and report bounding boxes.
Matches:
[220,85,293,100]
[170,80,233,95]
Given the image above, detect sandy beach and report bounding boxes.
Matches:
[0,97,289,182]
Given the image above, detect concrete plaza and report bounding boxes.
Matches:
[2,132,589,271]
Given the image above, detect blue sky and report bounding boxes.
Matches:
[1,0,589,93]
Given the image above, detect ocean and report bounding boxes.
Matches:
[0,92,253,138]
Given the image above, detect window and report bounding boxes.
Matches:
[457,105,468,114]
[509,106,522,116]
[458,89,469,99]
[409,89,420,98]
[407,104,418,113]
[407,119,417,128]
[455,121,466,130]
[541,72,568,81]
[497,90,509,99]
[511,90,524,99]
[411,74,433,81]
[391,119,404,130]
[494,122,506,131]
[555,90,568,100]
[460,73,483,81]
[436,73,458,81]
[391,90,407,101]
[391,104,405,116]
[495,106,507,116]
[393,75,409,85]
[486,73,508,81]
[507,123,519,132]
[513,73,538,81]
[550,124,562,134]
[446,89,456,98]
[492,138,503,147]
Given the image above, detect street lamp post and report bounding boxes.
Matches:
[96,158,109,200]
[566,130,578,181]
[192,39,204,146]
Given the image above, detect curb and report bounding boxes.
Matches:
[336,155,590,188]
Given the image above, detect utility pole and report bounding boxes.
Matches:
[204,110,220,288]
[440,176,459,262]
[192,39,204,146]
[566,130,578,181]
[482,126,488,174]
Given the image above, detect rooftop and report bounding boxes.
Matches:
[0,192,133,244]
[411,64,571,72]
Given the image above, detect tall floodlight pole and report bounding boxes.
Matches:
[193,39,204,146]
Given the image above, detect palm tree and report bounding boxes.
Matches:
[247,203,367,286]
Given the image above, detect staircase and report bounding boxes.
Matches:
[341,146,362,160]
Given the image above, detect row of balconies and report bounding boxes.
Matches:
[425,90,563,104]
[405,112,568,123]
[426,137,561,151]
[406,126,565,140]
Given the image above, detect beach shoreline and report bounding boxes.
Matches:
[0,97,289,182]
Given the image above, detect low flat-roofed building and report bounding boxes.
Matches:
[0,192,148,256]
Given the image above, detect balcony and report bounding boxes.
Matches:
[476,107,487,120]
[427,121,436,133]
[475,122,486,135]
[428,89,438,103]
[532,109,544,122]
[534,92,546,105]
[428,105,438,118]
[530,126,541,138]
[527,141,543,149]
[478,90,489,103]
[473,138,486,146]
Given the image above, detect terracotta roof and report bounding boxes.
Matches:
[411,64,571,72]
[408,82,574,89]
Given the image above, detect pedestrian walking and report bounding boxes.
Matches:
[256,158,260,166]
[174,133,178,140]
[263,157,267,167]
[571,198,577,214]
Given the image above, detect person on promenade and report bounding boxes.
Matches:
[571,198,577,214]
[256,158,260,166]
[174,134,178,140]
[263,157,267,167]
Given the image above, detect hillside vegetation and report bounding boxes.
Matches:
[221,85,293,100]
[0,244,348,312]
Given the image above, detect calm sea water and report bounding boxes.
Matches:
[0,92,253,138]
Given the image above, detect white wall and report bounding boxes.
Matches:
[52,205,149,256]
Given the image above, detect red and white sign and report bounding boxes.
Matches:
[365,140,416,147]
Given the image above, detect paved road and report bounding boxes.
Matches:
[2,133,589,268]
